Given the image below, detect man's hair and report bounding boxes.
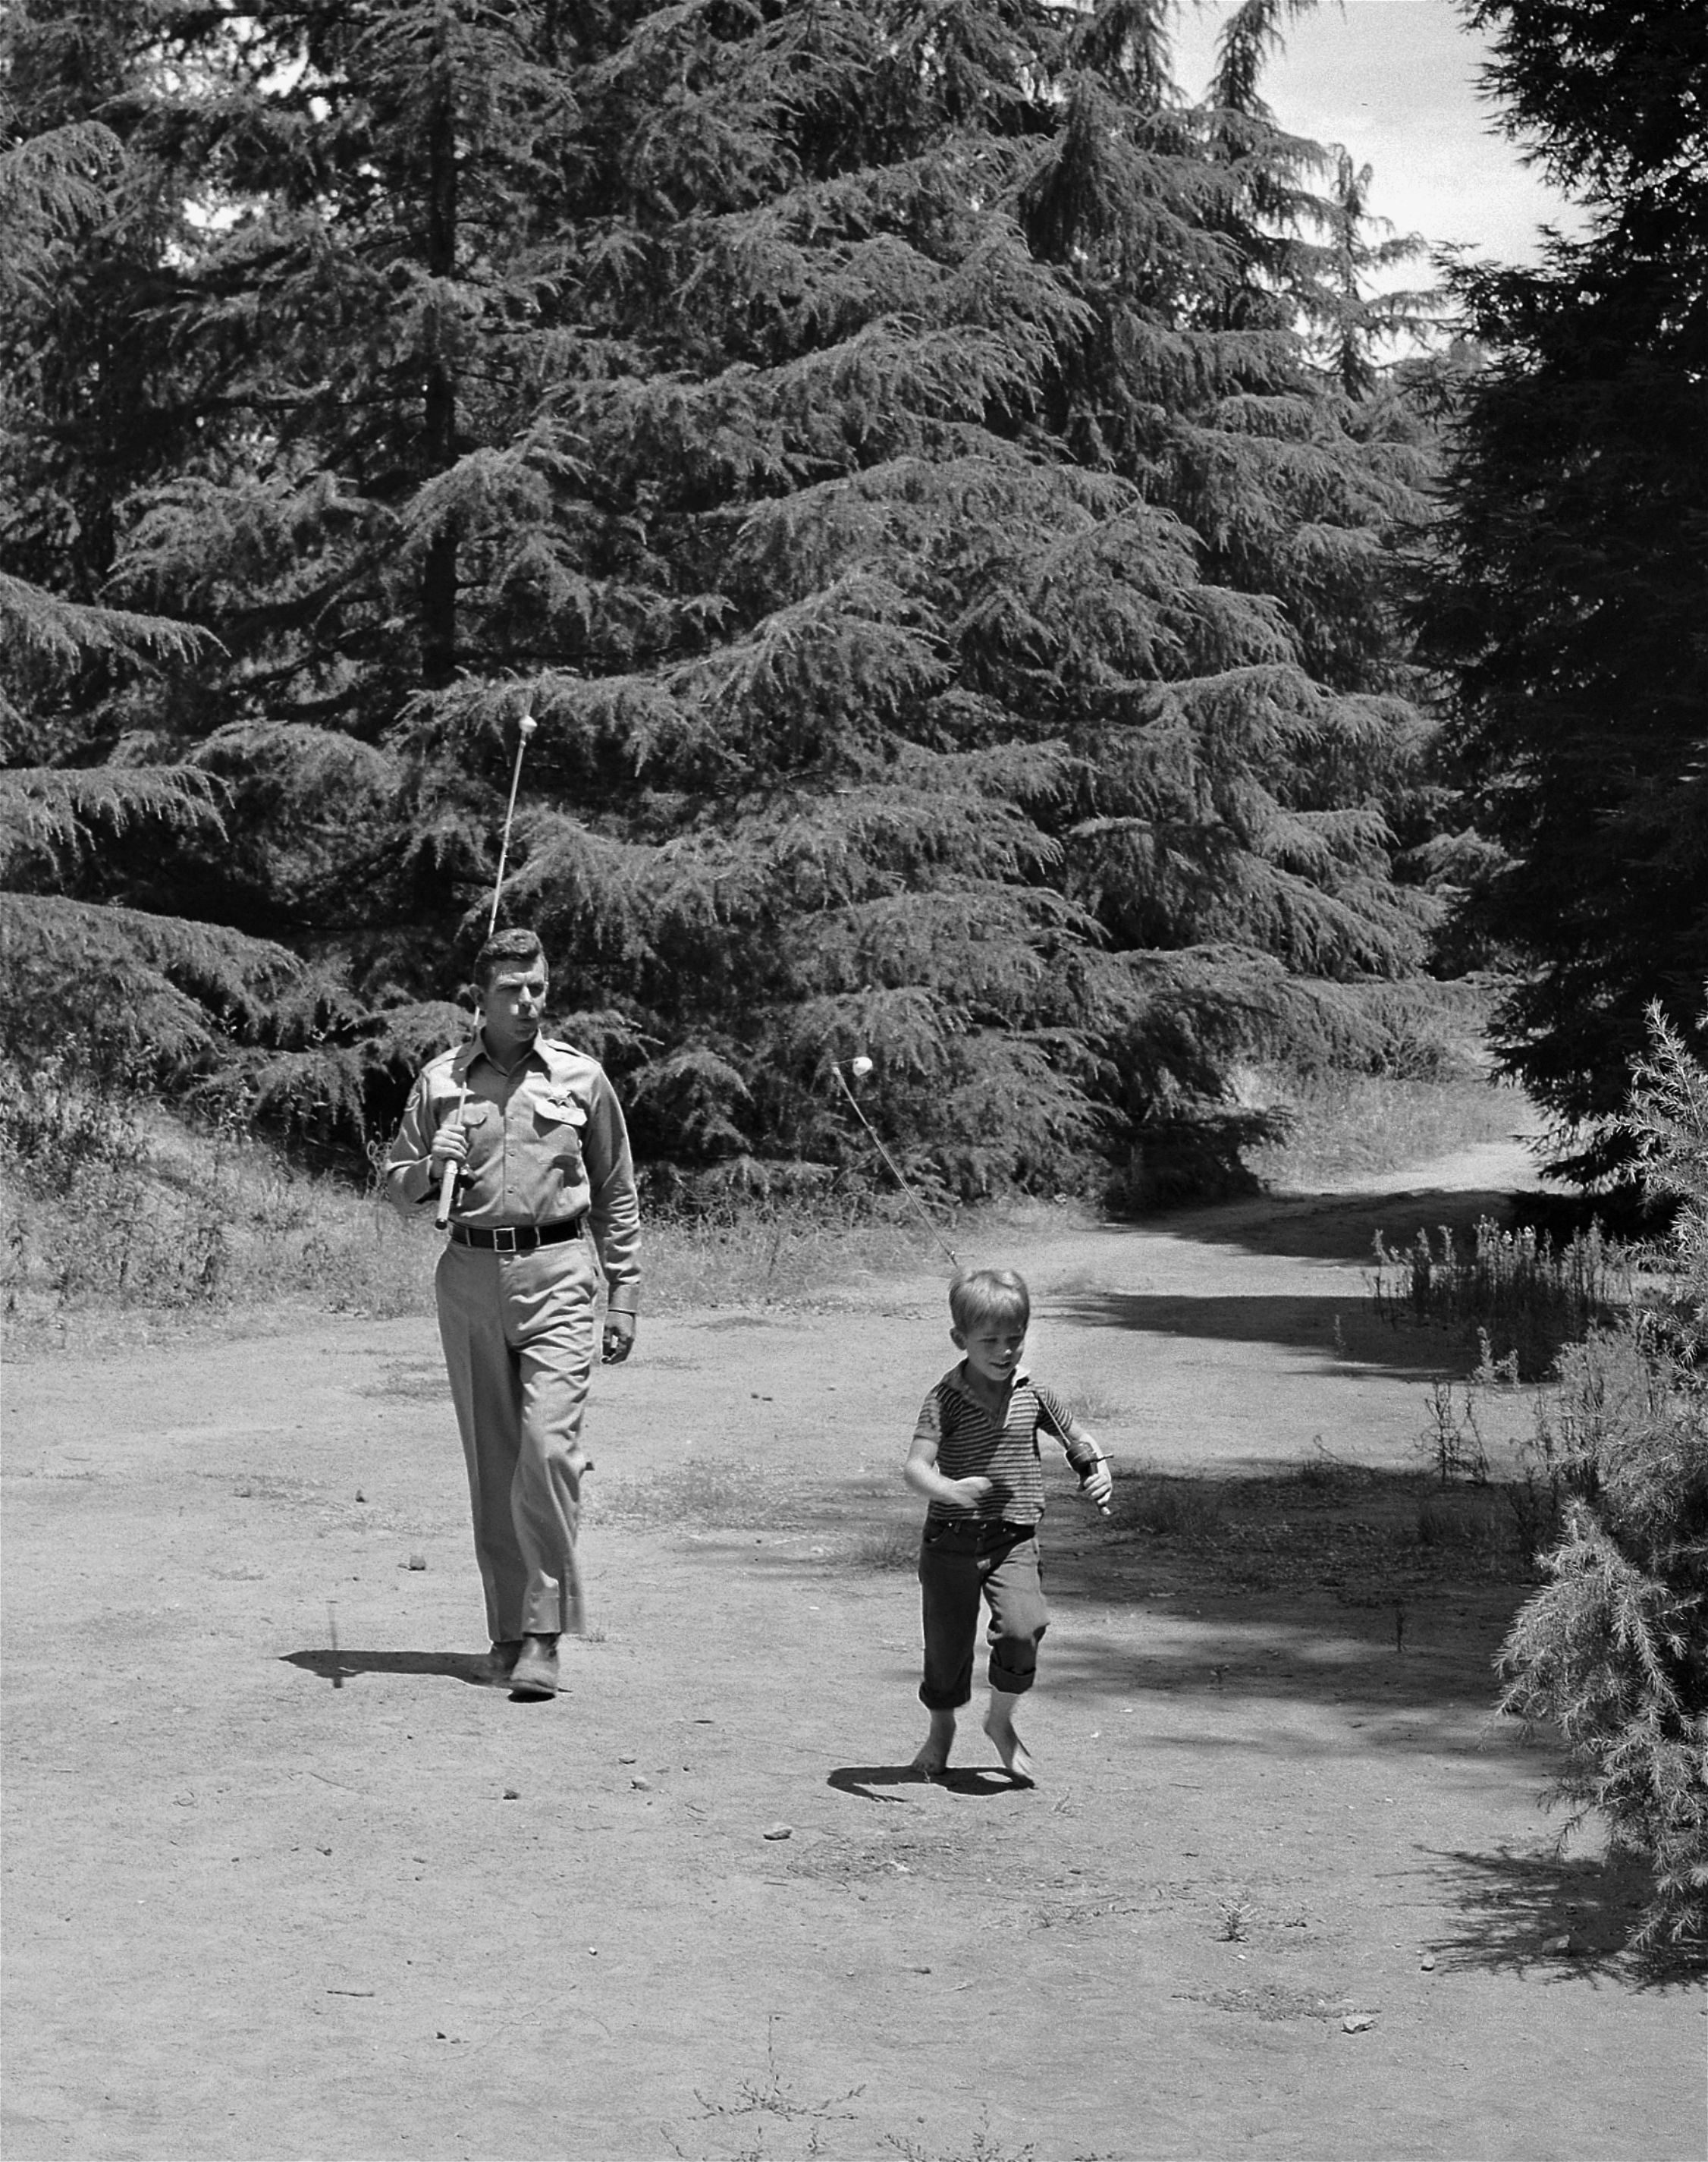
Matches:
[949,1268,1030,1334]
[473,926,547,991]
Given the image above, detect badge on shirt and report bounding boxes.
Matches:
[532,1087,586,1127]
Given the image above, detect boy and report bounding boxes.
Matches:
[904,1268,1113,1782]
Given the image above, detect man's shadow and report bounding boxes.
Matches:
[827,1764,1019,1801]
[281,1649,493,1689]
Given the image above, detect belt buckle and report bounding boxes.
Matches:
[491,1226,519,1255]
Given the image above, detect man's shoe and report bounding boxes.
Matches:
[484,1639,523,1686]
[508,1635,560,1700]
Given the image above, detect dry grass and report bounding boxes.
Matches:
[2,1124,438,1356]
[843,1526,918,1572]
[1,1095,934,1356]
[643,1210,929,1313]
[1248,1072,1534,1190]
[590,1453,796,1530]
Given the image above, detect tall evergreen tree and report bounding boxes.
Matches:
[0,99,308,1089]
[5,0,1448,1190]
[1421,0,1708,1179]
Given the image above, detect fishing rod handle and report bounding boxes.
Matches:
[432,1084,472,1230]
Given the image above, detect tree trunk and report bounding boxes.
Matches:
[421,25,458,690]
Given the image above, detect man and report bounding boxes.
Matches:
[384,927,639,1700]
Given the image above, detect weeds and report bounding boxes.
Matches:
[645,1205,927,1313]
[1418,1379,1491,1486]
[2,1083,938,1350]
[1094,1458,1544,1593]
[1217,1893,1254,1942]
[1107,1466,1226,1541]
[1371,1216,1634,1380]
[1414,1491,1512,1571]
[884,2129,1038,2162]
[1248,1070,1526,1190]
[665,2015,862,2161]
[846,1527,918,1572]
[690,2018,862,2128]
[1,1068,437,1344]
[593,1456,785,1531]
[1289,1439,1378,1494]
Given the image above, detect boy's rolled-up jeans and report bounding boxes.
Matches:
[918,1517,1048,1708]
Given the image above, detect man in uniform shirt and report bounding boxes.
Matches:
[384,927,640,1700]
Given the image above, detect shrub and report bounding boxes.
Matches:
[1109,1466,1224,1541]
[1372,1215,1634,1381]
[0,1054,435,1337]
[1496,1004,1708,1950]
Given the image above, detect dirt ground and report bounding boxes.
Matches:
[5,1138,1703,2161]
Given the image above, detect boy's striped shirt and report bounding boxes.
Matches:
[913,1364,1096,1526]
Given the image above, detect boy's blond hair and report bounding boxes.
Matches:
[949,1268,1030,1334]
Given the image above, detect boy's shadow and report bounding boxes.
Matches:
[281,1649,493,1689]
[827,1764,1019,1802]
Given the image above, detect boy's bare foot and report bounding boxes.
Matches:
[911,1709,956,1778]
[984,1694,1036,1784]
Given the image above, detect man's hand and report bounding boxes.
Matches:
[944,1474,993,1510]
[601,1311,636,1365]
[428,1117,470,1181]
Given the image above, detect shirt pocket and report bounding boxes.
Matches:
[531,1090,587,1174]
[445,1098,495,1167]
[429,1090,488,1134]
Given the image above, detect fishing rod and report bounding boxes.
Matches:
[435,699,538,1230]
[830,1055,961,1269]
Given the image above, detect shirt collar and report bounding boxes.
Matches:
[451,1026,570,1085]
[946,1359,1031,1403]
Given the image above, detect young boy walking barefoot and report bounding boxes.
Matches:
[904,1269,1113,1783]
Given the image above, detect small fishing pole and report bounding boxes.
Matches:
[435,699,538,1230]
[830,1056,961,1269]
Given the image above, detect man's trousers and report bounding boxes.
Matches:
[917,1518,1048,1709]
[435,1235,598,1642]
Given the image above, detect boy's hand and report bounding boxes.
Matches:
[945,1475,993,1510]
[1080,1459,1113,1511]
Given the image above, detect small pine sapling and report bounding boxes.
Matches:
[1496,1004,1708,1950]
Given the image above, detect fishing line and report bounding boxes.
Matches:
[831,1058,961,1269]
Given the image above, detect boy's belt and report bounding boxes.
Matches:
[448,1215,586,1253]
[926,1517,1036,1546]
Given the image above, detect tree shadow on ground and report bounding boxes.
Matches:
[1046,1285,1467,1377]
[1422,1843,1703,1988]
[1033,1600,1531,1751]
[721,1461,1542,1734]
[281,1648,494,1689]
[1129,1184,1531,1266]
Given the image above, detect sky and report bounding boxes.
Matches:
[1169,0,1586,265]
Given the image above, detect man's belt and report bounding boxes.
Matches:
[448,1215,586,1254]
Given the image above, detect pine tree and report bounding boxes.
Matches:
[0,99,308,1094]
[424,0,1443,1190]
[1421,0,1708,1180]
[1498,1004,1708,1952]
[5,0,1449,1191]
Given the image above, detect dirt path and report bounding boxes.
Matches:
[4,1152,1701,2161]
